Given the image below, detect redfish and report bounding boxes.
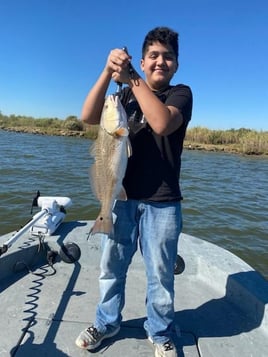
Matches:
[89,94,131,235]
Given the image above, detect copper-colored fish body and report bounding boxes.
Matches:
[89,95,131,235]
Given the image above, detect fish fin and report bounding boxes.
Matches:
[90,214,114,235]
[89,141,96,157]
[126,138,132,157]
[115,127,129,137]
[116,186,127,201]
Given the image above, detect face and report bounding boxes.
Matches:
[140,41,178,91]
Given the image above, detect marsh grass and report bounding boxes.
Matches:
[185,127,268,155]
[0,113,267,155]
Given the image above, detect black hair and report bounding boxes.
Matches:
[142,27,179,61]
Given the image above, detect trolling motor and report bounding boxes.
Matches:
[0,191,72,257]
[29,191,72,236]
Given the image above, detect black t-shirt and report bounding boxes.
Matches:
[119,84,193,202]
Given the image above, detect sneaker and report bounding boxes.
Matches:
[149,337,178,357]
[75,325,120,350]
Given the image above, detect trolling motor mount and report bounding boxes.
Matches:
[0,192,72,257]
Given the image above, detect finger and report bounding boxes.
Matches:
[111,72,119,81]
[110,49,131,66]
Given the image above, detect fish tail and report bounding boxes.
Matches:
[90,214,113,235]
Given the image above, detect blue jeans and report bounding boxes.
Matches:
[94,199,182,344]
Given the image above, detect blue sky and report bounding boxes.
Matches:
[0,0,267,130]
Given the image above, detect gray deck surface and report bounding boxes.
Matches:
[0,220,268,356]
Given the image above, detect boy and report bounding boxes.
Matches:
[76,26,193,357]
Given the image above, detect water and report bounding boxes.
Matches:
[1,130,267,279]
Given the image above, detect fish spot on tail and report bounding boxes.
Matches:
[90,215,114,235]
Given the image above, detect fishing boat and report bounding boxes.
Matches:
[1,194,267,356]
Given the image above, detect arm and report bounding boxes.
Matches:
[111,57,183,136]
[128,75,183,136]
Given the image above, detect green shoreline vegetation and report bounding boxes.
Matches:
[1,113,267,156]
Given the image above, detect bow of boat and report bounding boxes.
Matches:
[0,220,267,356]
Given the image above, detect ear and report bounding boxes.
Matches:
[140,58,145,71]
[174,60,179,73]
